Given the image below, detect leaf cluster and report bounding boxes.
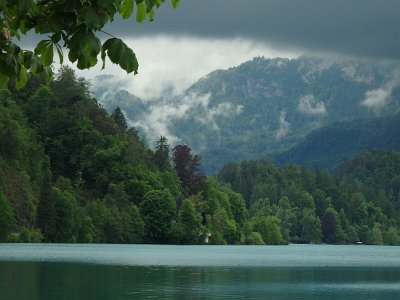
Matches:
[0,0,180,89]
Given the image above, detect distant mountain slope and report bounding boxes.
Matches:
[173,57,400,173]
[94,57,400,174]
[274,113,400,170]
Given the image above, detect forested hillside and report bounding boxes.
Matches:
[274,113,400,169]
[0,68,247,245]
[1,68,399,246]
[218,151,400,245]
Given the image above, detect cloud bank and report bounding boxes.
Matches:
[129,93,244,146]
[298,95,327,116]
[276,111,290,140]
[106,0,400,61]
[361,71,400,113]
[80,36,298,100]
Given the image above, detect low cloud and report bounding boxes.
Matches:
[199,102,244,130]
[361,73,400,113]
[361,88,391,112]
[77,36,298,101]
[130,97,191,146]
[275,111,290,140]
[128,92,244,146]
[298,95,327,116]
[210,102,244,118]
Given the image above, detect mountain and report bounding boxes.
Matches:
[92,75,147,120]
[274,113,400,170]
[95,57,400,173]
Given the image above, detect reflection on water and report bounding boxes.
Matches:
[2,262,400,300]
[1,244,400,299]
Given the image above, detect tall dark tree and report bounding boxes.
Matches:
[172,145,206,196]
[111,106,128,132]
[154,136,170,171]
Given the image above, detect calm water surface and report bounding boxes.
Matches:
[1,244,399,299]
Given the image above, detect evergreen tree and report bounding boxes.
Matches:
[154,136,170,171]
[111,106,128,132]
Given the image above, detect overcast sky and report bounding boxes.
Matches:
[74,0,400,99]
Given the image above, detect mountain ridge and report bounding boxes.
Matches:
[94,56,400,173]
[274,112,400,170]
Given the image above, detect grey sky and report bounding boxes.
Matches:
[106,0,400,61]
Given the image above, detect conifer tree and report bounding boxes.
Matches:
[154,136,170,171]
[111,106,128,132]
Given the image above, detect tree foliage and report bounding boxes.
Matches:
[1,69,400,245]
[0,191,14,241]
[172,144,206,196]
[219,155,400,245]
[0,0,180,89]
[111,106,128,132]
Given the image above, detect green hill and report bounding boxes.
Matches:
[274,113,400,169]
[0,68,247,245]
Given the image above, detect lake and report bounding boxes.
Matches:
[1,244,400,299]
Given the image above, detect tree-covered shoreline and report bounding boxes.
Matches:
[1,68,399,245]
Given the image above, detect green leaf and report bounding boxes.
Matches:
[8,42,21,55]
[155,0,163,8]
[79,6,104,29]
[171,0,179,9]
[102,38,138,74]
[0,0,7,9]
[0,73,9,90]
[18,0,37,14]
[68,29,101,69]
[136,2,147,22]
[20,19,27,34]
[43,66,54,82]
[119,0,134,19]
[30,55,44,76]
[22,51,33,68]
[55,44,63,65]
[42,44,54,67]
[50,32,61,43]
[35,40,54,67]
[149,8,155,21]
[15,65,27,89]
[98,0,118,16]
[0,54,17,77]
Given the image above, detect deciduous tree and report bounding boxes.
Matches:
[172,144,206,196]
[140,189,176,243]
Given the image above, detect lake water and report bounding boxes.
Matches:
[1,244,400,299]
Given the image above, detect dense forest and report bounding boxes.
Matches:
[274,113,400,170]
[0,67,399,245]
